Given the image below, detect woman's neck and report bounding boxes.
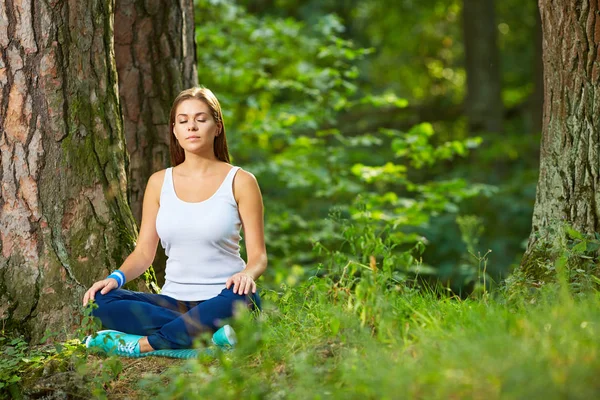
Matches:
[177,152,223,175]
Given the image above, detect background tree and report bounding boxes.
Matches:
[0,0,138,340]
[462,0,503,133]
[115,0,197,225]
[521,0,600,278]
[114,0,197,284]
[529,6,544,134]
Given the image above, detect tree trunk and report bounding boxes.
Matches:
[115,0,197,286]
[0,0,138,340]
[115,0,197,225]
[521,0,600,275]
[462,0,504,133]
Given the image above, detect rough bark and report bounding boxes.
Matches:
[115,0,197,225]
[0,0,137,340]
[521,0,600,273]
[462,0,504,133]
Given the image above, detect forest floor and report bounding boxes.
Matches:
[2,280,600,399]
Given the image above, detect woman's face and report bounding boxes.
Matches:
[173,99,221,154]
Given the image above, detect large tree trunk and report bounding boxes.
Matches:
[115,0,197,286]
[115,0,197,225]
[462,0,504,133]
[521,0,600,275]
[0,0,138,340]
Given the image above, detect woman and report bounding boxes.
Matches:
[83,87,267,358]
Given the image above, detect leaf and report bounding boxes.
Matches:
[330,318,341,335]
[572,241,587,253]
[565,226,584,240]
[586,241,600,252]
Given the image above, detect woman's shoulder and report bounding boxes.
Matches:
[232,167,261,203]
[145,169,168,194]
[149,168,168,184]
[233,167,257,184]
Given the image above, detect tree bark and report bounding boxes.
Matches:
[115,0,197,286]
[115,0,197,225]
[462,0,504,133]
[0,0,138,340]
[521,0,600,273]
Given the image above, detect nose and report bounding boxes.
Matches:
[187,120,198,131]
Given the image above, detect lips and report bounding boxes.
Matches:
[186,136,200,140]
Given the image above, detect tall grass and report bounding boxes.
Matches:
[137,275,600,399]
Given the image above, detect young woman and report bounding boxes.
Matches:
[82,87,267,358]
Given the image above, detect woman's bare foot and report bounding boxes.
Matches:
[138,337,155,353]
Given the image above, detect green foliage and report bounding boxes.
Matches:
[4,218,598,399]
[122,206,599,398]
[0,303,125,399]
[197,0,490,288]
[0,335,30,393]
[131,266,600,399]
[507,222,600,300]
[193,0,538,292]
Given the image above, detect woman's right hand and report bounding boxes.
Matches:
[82,278,118,307]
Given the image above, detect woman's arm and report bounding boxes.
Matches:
[226,169,267,295]
[82,170,163,305]
[117,170,163,281]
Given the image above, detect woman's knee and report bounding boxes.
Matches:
[221,287,261,310]
[91,289,123,310]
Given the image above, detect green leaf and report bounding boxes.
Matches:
[330,318,341,335]
[586,241,600,252]
[572,241,587,253]
[565,226,584,240]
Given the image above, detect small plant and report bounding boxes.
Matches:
[456,214,493,297]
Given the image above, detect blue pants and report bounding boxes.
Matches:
[91,287,261,349]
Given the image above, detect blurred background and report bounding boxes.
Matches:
[191,0,542,294]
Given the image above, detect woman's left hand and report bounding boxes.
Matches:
[226,272,256,295]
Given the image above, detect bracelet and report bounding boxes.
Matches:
[107,270,126,289]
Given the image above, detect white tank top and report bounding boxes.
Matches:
[155,166,246,301]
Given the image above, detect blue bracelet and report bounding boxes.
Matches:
[107,270,126,289]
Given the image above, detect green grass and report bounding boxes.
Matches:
[132,279,600,399]
[3,277,599,399]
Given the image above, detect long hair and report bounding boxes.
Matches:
[168,87,230,166]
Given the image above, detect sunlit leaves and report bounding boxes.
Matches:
[360,93,409,108]
[351,162,407,184]
[389,123,483,168]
